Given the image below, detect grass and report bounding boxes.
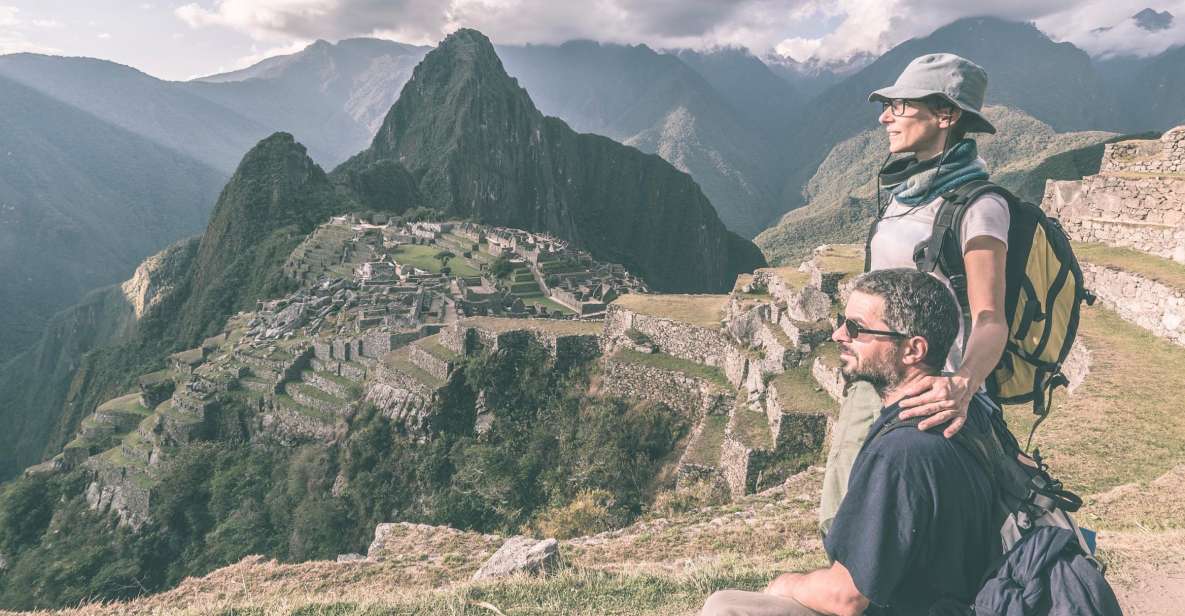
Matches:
[611,294,728,329]
[414,336,458,362]
[681,415,729,467]
[1003,305,1185,528]
[382,348,445,389]
[274,394,337,422]
[770,367,837,416]
[391,244,482,278]
[728,404,772,450]
[522,295,577,315]
[96,393,151,416]
[811,244,864,277]
[1073,241,1185,293]
[614,349,733,390]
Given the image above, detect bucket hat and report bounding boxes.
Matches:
[868,53,996,134]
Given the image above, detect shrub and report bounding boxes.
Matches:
[651,479,731,518]
[532,490,620,539]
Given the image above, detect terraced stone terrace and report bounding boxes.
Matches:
[610,293,729,329]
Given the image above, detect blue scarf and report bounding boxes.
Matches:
[879,139,989,206]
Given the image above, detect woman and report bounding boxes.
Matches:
[820,53,1010,533]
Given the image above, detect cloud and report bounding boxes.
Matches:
[772,0,1185,62]
[0,5,19,27]
[169,0,1185,65]
[1035,1,1185,58]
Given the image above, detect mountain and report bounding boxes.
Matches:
[340,30,765,291]
[495,41,783,236]
[755,106,1118,265]
[0,238,198,479]
[0,74,224,358]
[671,47,801,134]
[183,38,431,167]
[774,17,1122,218]
[1105,45,1185,132]
[1133,8,1174,31]
[0,54,267,173]
[178,133,353,343]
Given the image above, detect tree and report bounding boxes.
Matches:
[434,250,455,271]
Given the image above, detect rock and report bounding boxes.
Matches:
[471,536,559,581]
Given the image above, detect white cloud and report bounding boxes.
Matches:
[771,0,1185,63]
[1036,1,1185,58]
[0,5,19,27]
[167,0,1185,66]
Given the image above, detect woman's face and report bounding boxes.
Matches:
[879,99,957,157]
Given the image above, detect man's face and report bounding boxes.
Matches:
[832,291,906,392]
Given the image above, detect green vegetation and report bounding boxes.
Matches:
[614,349,733,390]
[770,367,835,415]
[391,244,481,277]
[1074,241,1185,293]
[681,415,728,467]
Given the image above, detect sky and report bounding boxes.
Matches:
[1,0,1183,81]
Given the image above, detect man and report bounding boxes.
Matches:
[702,268,999,615]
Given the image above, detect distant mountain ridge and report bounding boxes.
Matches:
[340,29,764,292]
[0,73,224,358]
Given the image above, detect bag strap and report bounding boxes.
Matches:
[913,180,1011,349]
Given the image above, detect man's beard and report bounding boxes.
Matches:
[839,343,905,396]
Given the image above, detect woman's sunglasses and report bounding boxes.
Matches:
[834,314,908,339]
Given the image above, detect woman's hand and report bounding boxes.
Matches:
[895,374,974,437]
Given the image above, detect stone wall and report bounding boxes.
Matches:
[1042,126,1185,262]
[1044,176,1185,261]
[1082,262,1185,346]
[1100,126,1185,175]
[410,344,454,382]
[603,305,736,372]
[598,358,732,418]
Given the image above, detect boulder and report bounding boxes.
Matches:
[471,536,559,581]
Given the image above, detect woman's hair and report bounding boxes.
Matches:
[920,95,969,142]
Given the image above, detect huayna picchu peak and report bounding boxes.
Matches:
[338,28,765,293]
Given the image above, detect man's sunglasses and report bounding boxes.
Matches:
[834,314,908,339]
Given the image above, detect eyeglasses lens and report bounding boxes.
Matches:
[881,100,907,116]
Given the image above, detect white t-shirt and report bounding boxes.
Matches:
[869,193,1010,372]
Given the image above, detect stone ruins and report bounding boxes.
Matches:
[1043,125,1185,346]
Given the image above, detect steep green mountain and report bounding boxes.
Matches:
[341,30,764,291]
[0,238,199,480]
[0,54,267,173]
[755,106,1118,265]
[0,74,224,358]
[178,133,355,343]
[774,17,1122,217]
[183,38,431,167]
[496,41,781,236]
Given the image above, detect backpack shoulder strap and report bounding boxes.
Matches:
[913,180,1011,346]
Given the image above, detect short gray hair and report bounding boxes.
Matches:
[851,268,959,370]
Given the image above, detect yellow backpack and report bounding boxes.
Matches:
[912,180,1095,442]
